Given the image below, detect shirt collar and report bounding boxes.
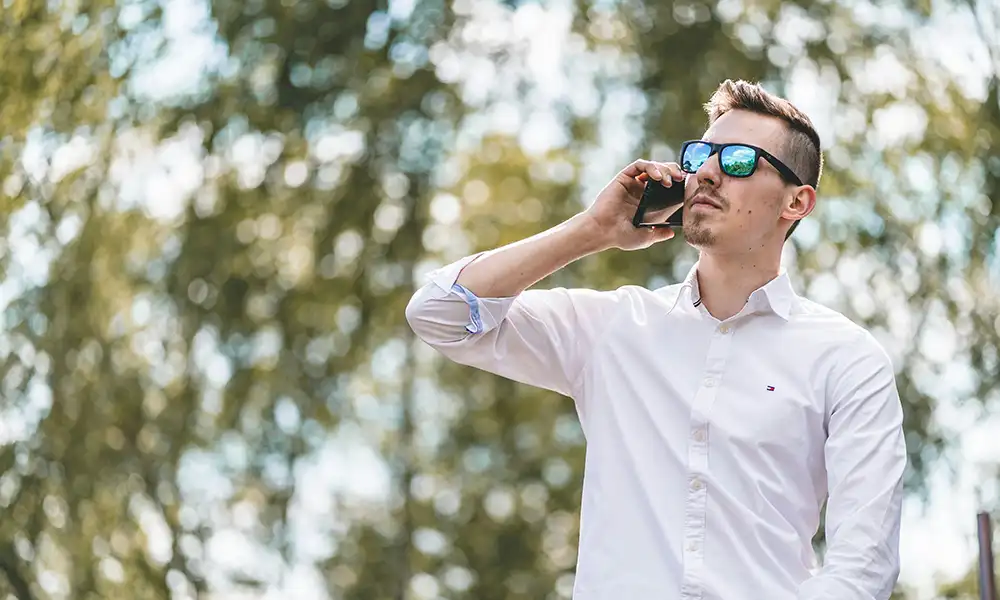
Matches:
[678,262,796,321]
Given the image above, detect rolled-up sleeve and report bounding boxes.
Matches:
[797,332,907,600]
[404,253,622,401]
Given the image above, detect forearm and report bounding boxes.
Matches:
[456,213,609,298]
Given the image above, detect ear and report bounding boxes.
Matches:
[782,185,816,223]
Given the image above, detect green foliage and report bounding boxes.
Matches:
[0,0,997,598]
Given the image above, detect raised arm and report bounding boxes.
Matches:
[405,160,683,398]
[455,159,684,298]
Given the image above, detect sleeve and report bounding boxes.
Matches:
[796,331,907,600]
[404,253,622,400]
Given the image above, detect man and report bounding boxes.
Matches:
[405,79,906,600]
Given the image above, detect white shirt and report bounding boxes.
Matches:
[405,253,907,600]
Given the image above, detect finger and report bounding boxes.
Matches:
[650,161,686,185]
[662,162,686,181]
[621,159,663,181]
[623,160,686,190]
[620,175,646,200]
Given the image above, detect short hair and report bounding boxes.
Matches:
[704,79,823,189]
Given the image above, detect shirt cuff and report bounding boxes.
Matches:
[425,253,517,336]
[450,283,486,334]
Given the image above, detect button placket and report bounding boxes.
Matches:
[681,325,736,598]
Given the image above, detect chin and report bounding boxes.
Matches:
[682,222,717,248]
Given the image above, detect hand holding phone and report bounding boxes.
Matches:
[583,160,682,252]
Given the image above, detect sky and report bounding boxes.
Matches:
[5,0,998,598]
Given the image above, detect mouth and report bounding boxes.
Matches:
[689,194,722,210]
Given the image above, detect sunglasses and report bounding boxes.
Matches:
[680,140,804,186]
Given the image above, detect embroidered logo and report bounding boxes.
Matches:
[766,386,775,392]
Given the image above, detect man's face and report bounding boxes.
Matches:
[681,109,801,253]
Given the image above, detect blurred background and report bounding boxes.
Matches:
[0,0,998,598]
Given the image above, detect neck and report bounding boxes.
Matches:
[695,245,782,321]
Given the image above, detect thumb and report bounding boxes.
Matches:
[645,225,676,244]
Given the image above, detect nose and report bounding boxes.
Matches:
[695,153,722,190]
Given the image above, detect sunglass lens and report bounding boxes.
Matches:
[682,142,711,173]
[720,145,757,177]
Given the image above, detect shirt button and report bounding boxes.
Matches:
[691,478,703,491]
[693,429,706,442]
[719,325,730,334]
[704,379,715,388]
[687,542,698,552]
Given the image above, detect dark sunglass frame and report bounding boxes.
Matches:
[681,140,804,186]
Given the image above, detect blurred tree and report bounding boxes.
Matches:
[0,2,156,599]
[3,0,463,597]
[0,0,997,600]
[936,566,983,600]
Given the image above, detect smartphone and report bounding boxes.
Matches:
[631,178,685,229]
